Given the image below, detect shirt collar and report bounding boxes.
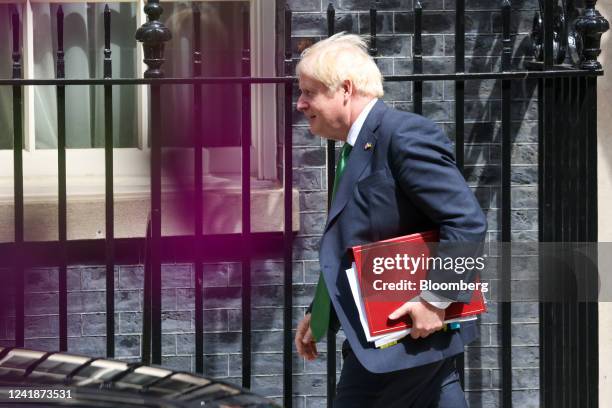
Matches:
[346,98,378,147]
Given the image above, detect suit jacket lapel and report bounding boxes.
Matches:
[324,100,388,233]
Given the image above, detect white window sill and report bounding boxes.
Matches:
[0,174,300,242]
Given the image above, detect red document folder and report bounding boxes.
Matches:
[351,230,487,337]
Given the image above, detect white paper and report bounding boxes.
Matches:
[345,263,407,344]
[346,263,479,348]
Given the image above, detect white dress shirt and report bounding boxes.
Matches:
[346,98,379,147]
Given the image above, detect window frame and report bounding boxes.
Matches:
[0,0,278,202]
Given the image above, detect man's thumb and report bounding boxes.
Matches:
[302,329,313,344]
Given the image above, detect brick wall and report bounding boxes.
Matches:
[0,1,541,407]
[289,1,540,407]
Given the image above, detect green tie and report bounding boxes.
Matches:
[310,143,353,341]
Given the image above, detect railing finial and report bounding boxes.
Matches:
[501,0,512,71]
[413,0,423,72]
[104,5,112,79]
[11,6,21,79]
[575,0,609,70]
[369,6,377,56]
[285,4,292,63]
[56,6,65,79]
[327,2,335,37]
[135,0,171,78]
[192,2,202,77]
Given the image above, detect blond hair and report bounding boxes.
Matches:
[296,32,384,98]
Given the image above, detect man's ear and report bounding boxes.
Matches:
[342,80,354,101]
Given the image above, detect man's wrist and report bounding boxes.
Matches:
[419,291,452,309]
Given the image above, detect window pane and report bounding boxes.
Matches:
[159,1,247,148]
[0,4,18,150]
[32,3,138,149]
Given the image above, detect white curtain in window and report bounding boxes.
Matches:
[32,2,137,149]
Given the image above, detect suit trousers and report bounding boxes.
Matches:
[334,341,468,408]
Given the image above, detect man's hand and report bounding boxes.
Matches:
[295,313,318,360]
[388,298,445,339]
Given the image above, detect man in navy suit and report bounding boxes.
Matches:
[293,33,487,407]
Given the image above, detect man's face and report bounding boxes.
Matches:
[297,74,349,141]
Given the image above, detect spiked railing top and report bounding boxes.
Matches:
[327,2,335,37]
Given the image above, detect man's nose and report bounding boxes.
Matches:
[297,96,307,112]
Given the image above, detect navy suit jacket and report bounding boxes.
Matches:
[319,100,487,373]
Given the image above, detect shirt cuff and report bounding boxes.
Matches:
[419,291,453,309]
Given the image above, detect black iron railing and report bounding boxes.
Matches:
[1,1,609,407]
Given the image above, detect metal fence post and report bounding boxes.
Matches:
[500,2,513,407]
[56,5,68,353]
[325,4,337,406]
[192,1,205,376]
[103,4,116,359]
[240,3,253,389]
[413,1,423,115]
[11,5,25,349]
[136,0,171,365]
[283,6,294,407]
